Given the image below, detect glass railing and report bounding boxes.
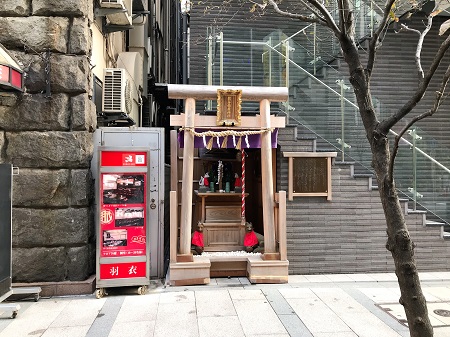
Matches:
[204,18,450,225]
[264,33,375,171]
[394,127,450,221]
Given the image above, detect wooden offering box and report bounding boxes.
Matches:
[195,191,248,251]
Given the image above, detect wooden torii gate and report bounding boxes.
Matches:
[168,84,289,285]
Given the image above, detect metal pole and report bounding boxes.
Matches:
[341,83,345,161]
[412,128,417,210]
[370,1,374,37]
[268,37,272,86]
[220,31,223,86]
[284,40,290,120]
[250,29,253,86]
[207,33,213,110]
[313,23,317,76]
[272,24,313,50]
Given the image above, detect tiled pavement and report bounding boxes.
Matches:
[1,272,450,337]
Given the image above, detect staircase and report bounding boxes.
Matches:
[274,21,450,229]
[204,7,450,230]
[202,2,450,231]
[277,124,450,274]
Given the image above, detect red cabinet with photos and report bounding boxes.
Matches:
[96,150,151,296]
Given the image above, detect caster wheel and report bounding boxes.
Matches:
[11,311,17,319]
[34,294,40,302]
[137,286,147,295]
[95,288,106,299]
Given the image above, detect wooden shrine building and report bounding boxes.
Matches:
[168,84,289,285]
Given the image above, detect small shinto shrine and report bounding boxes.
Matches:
[168,84,289,285]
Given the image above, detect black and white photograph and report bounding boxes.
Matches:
[102,174,145,205]
[102,229,127,247]
[114,207,144,227]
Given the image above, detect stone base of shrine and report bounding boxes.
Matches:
[247,255,289,284]
[168,254,288,286]
[169,259,211,286]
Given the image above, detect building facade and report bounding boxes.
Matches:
[0,0,176,286]
[1,0,450,287]
[185,0,450,274]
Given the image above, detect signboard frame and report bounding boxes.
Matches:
[282,152,337,201]
[96,147,152,289]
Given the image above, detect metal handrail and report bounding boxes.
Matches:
[269,24,313,52]
[213,36,450,177]
[263,42,450,175]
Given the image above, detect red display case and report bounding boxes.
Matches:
[95,148,151,297]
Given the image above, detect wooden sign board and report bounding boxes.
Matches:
[216,89,242,126]
[293,157,327,194]
[283,152,337,200]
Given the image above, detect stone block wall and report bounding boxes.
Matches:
[0,0,96,282]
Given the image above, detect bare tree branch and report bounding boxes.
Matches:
[388,63,450,182]
[367,0,396,74]
[339,0,353,36]
[307,0,341,34]
[399,12,436,79]
[338,0,346,33]
[398,23,422,72]
[298,0,325,21]
[265,0,326,25]
[398,23,420,35]
[378,33,450,134]
[266,0,340,34]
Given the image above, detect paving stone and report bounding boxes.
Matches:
[153,302,198,337]
[40,326,91,337]
[196,290,236,317]
[50,298,106,328]
[285,297,353,334]
[0,299,70,337]
[108,321,156,337]
[423,287,450,301]
[233,298,288,336]
[114,294,159,322]
[86,296,122,337]
[198,316,245,337]
[229,289,265,300]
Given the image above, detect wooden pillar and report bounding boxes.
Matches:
[278,191,287,261]
[179,98,195,255]
[170,191,177,263]
[170,130,178,192]
[260,99,276,253]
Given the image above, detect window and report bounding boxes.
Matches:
[93,75,103,115]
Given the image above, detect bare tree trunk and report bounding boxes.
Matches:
[372,140,433,337]
[340,36,434,337]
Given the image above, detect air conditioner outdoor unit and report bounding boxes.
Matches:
[102,68,139,124]
[100,0,133,26]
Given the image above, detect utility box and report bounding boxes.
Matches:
[92,128,164,297]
